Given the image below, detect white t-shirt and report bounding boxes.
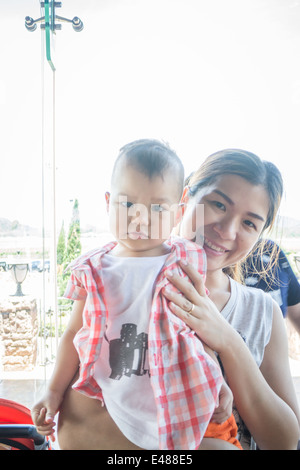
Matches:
[93,253,168,449]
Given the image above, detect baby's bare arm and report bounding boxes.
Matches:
[31,299,85,438]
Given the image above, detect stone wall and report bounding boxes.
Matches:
[0,297,38,371]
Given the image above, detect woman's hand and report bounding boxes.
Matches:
[162,260,235,355]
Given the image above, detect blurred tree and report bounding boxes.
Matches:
[58,199,82,296]
[64,199,81,266]
[57,221,66,266]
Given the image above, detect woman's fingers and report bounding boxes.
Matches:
[169,300,202,333]
[165,265,206,306]
[163,287,195,315]
[163,261,206,327]
[163,287,202,333]
[179,260,207,297]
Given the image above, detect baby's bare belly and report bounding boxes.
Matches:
[56,375,239,451]
[57,383,142,450]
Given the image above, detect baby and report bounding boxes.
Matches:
[31,139,241,450]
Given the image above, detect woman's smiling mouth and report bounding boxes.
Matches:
[204,237,229,255]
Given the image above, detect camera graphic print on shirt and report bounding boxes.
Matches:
[105,323,150,380]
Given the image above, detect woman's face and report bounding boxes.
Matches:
[180,174,270,273]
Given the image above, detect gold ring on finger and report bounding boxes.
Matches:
[186,302,195,314]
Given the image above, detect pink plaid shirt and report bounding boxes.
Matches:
[64,237,223,450]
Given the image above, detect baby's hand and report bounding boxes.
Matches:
[31,391,62,442]
[32,406,56,441]
[211,381,233,424]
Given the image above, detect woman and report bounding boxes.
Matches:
[163,149,300,449]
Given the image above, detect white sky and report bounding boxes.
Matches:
[1,0,300,231]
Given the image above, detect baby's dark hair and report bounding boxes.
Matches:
[112,139,185,199]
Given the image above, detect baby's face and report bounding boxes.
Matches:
[106,164,181,257]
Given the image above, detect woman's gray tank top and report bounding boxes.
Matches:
[221,276,274,367]
[220,276,274,449]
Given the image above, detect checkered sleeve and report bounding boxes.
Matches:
[64,270,87,301]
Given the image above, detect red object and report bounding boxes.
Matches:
[0,398,51,450]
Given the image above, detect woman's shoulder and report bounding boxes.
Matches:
[225,277,274,367]
[225,276,274,333]
[230,276,273,307]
